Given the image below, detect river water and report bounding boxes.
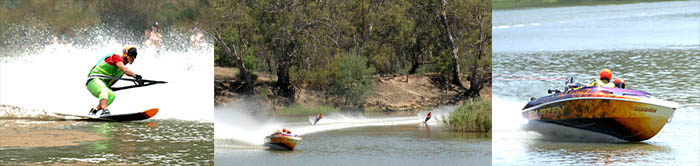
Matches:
[0,120,213,165]
[493,1,699,165]
[214,105,491,166]
[0,28,215,165]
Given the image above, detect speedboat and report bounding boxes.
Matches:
[522,78,679,141]
[264,132,302,150]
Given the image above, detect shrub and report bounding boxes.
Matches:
[242,54,259,71]
[442,98,492,132]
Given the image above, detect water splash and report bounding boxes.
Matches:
[214,103,458,147]
[492,96,529,132]
[0,26,213,121]
[292,114,419,136]
[522,121,623,142]
[0,105,63,120]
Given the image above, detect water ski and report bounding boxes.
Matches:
[55,108,158,122]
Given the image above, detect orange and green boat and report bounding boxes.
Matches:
[264,133,302,150]
[522,82,679,141]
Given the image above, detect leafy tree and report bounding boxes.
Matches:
[327,54,376,106]
[213,0,492,106]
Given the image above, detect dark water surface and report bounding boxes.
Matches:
[0,119,213,165]
[215,124,491,166]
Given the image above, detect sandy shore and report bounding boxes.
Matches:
[0,120,103,148]
[214,66,491,112]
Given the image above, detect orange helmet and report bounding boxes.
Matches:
[282,128,287,132]
[599,68,612,81]
[613,78,625,84]
[122,46,137,58]
[614,78,626,88]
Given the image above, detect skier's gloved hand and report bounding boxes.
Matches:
[134,74,144,85]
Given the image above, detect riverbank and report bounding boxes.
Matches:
[214,67,491,114]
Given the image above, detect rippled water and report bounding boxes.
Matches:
[493,1,699,52]
[0,120,213,165]
[494,49,700,104]
[216,124,491,166]
[214,105,491,166]
[493,1,700,165]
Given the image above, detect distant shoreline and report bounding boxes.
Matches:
[214,66,491,113]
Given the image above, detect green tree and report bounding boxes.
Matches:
[213,0,492,106]
[327,54,375,106]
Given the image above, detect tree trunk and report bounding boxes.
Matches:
[465,4,488,98]
[273,40,297,104]
[466,62,482,97]
[275,59,295,103]
[437,0,465,90]
[213,30,254,93]
[408,52,420,74]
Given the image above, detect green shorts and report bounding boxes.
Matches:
[86,78,115,106]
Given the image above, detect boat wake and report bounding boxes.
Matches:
[214,138,267,149]
[522,121,624,142]
[293,115,419,136]
[306,106,456,127]
[215,104,457,147]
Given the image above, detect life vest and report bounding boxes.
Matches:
[88,54,124,87]
[587,79,615,88]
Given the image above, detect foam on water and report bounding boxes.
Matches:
[0,29,213,122]
[292,115,418,136]
[492,96,528,132]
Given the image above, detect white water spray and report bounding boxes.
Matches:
[215,104,458,147]
[0,28,213,122]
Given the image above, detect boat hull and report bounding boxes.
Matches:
[264,134,301,150]
[523,94,677,141]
